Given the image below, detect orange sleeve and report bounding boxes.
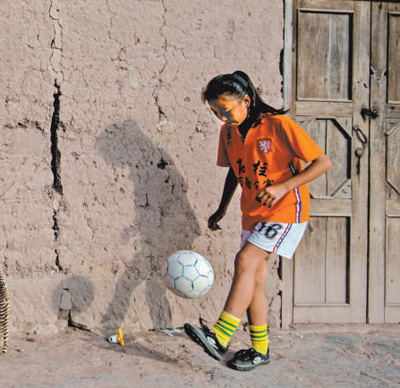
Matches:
[279,116,323,163]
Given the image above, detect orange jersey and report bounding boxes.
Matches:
[217,114,323,230]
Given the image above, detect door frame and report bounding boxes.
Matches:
[282,0,294,327]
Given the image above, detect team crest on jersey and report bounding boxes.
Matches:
[257,138,273,154]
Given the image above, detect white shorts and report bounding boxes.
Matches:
[240,222,308,259]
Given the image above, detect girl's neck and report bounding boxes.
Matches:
[238,112,259,139]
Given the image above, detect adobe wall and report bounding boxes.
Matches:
[1,0,284,335]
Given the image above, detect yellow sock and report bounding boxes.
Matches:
[212,311,241,348]
[249,324,268,355]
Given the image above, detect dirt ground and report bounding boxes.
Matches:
[1,324,399,388]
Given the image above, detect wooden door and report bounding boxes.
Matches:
[369,1,400,324]
[282,0,370,325]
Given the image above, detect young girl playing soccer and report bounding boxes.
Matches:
[184,71,332,371]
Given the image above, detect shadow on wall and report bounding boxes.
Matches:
[52,275,95,328]
[95,120,201,331]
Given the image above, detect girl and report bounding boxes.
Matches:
[184,71,331,371]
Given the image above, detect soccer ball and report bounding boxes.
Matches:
[164,250,214,299]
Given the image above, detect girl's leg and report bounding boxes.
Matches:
[227,248,270,371]
[245,256,269,355]
[223,242,269,319]
[245,251,269,356]
[246,254,269,326]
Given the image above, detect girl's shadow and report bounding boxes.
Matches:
[95,120,201,331]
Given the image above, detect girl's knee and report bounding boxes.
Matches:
[234,247,268,275]
[234,250,252,272]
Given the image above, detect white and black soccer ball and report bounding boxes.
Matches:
[164,250,214,299]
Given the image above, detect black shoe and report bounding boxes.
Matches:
[184,318,228,361]
[228,347,270,371]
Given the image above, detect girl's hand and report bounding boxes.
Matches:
[256,154,332,208]
[208,209,226,231]
[256,183,289,208]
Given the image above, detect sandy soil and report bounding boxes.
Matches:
[1,324,399,388]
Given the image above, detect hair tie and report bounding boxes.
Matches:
[232,73,248,90]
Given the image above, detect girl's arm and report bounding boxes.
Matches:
[208,167,239,230]
[257,154,332,208]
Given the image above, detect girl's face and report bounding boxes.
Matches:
[208,94,250,126]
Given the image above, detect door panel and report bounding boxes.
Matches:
[283,0,370,325]
[388,12,400,103]
[297,9,352,101]
[294,216,349,304]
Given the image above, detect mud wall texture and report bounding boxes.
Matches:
[1,0,284,335]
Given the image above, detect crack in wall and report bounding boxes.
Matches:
[49,0,65,272]
[50,85,63,195]
[50,85,63,272]
[152,0,168,122]
[151,0,178,152]
[49,0,65,87]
